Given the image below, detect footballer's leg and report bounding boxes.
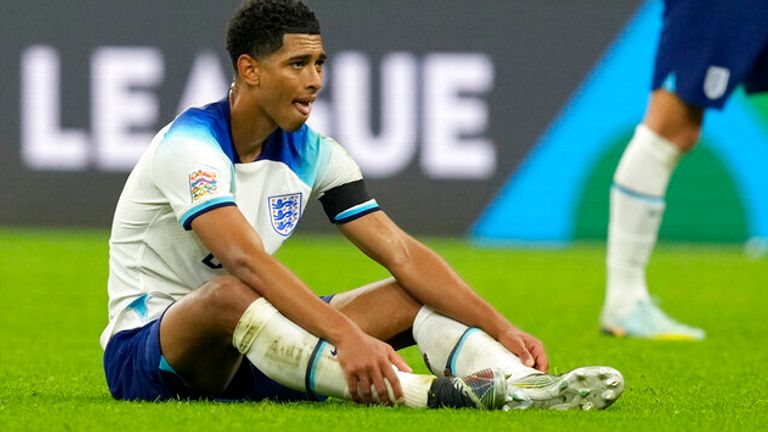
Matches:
[327,278,421,349]
[412,306,624,410]
[602,90,705,340]
[325,278,539,380]
[159,275,261,394]
[232,293,507,409]
[331,279,623,410]
[162,275,506,408]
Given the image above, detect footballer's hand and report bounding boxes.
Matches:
[497,327,549,373]
[334,329,412,405]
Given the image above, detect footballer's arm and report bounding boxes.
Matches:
[339,210,549,372]
[190,206,410,401]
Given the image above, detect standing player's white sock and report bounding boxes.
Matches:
[605,124,681,318]
[412,306,539,381]
[232,298,434,407]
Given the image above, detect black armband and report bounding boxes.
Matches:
[319,180,381,224]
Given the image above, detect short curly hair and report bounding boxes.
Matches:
[226,0,321,71]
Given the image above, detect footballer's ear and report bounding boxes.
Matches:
[236,54,261,86]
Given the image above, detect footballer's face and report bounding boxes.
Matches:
[254,33,325,131]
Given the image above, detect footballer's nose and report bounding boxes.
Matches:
[307,68,323,92]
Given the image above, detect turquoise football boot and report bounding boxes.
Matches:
[601,298,705,340]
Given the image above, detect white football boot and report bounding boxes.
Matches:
[504,366,624,411]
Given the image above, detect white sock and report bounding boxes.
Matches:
[412,306,539,382]
[232,298,434,407]
[605,124,682,318]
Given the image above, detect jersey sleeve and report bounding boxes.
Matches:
[151,133,236,230]
[312,135,381,224]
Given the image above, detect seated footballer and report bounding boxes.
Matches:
[101,0,624,410]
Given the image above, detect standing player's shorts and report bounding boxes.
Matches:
[103,295,336,401]
[652,0,768,109]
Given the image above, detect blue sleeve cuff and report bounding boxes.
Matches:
[179,197,237,230]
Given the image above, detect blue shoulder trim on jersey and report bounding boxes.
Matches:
[180,197,237,230]
[165,96,239,164]
[257,125,323,186]
[333,199,380,223]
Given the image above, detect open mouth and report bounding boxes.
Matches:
[293,99,313,116]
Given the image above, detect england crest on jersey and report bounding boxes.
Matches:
[704,66,730,100]
[268,193,302,236]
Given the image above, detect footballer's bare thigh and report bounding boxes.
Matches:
[329,277,421,343]
[159,275,260,395]
[158,275,420,394]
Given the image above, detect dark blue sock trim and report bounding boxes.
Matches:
[444,327,479,377]
[304,339,327,401]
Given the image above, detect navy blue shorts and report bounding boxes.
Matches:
[103,294,336,401]
[652,0,768,109]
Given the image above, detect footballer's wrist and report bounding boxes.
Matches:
[323,315,362,347]
[484,314,517,340]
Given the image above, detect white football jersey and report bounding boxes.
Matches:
[100,97,379,349]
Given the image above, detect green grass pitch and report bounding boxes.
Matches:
[1,228,766,431]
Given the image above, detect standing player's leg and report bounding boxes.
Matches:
[601,90,706,340]
[600,0,738,340]
[602,0,768,340]
[330,278,624,410]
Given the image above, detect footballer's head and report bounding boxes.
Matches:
[226,0,325,131]
[226,0,321,70]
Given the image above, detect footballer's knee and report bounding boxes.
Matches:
[159,276,257,389]
[197,275,261,325]
[645,90,704,152]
